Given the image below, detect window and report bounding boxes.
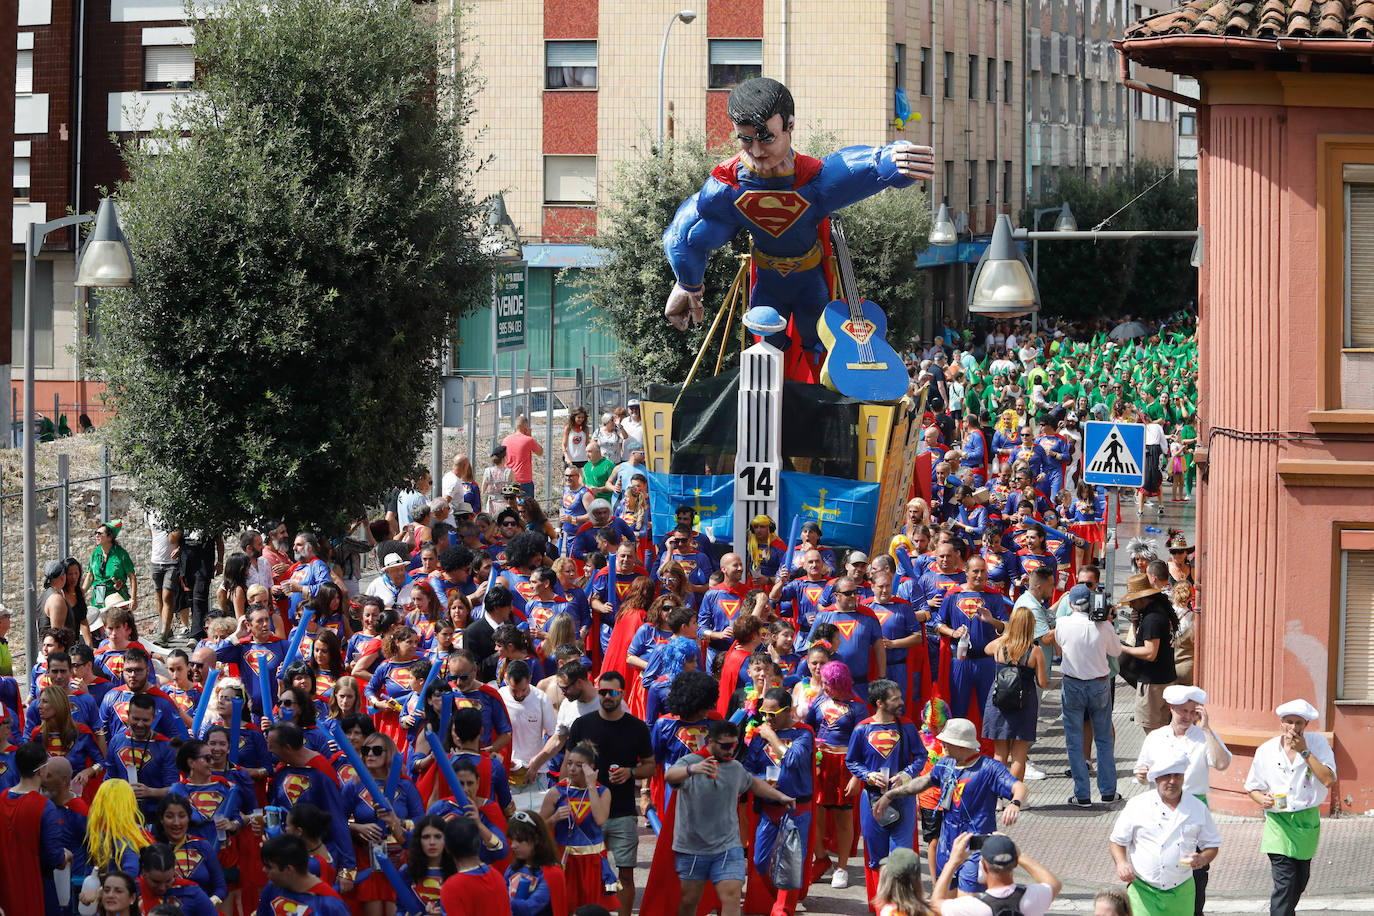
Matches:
[895,43,907,93]
[968,160,977,211]
[544,155,597,204]
[1003,161,1013,207]
[942,160,954,205]
[1003,60,1012,104]
[1337,531,1374,702]
[708,39,762,90]
[1342,164,1374,407]
[986,58,995,101]
[944,51,954,98]
[1179,111,1197,136]
[143,45,194,91]
[920,47,931,96]
[545,40,597,89]
[986,161,996,205]
[968,54,978,99]
[13,156,28,201]
[15,49,32,94]
[11,259,53,369]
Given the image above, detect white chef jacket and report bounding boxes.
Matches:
[1243,732,1336,813]
[1109,791,1221,891]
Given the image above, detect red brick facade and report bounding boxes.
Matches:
[543,91,596,155]
[541,205,595,239]
[544,0,596,39]
[706,0,762,37]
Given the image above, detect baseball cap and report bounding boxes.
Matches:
[1066,584,1093,614]
[980,835,1019,870]
[43,559,67,585]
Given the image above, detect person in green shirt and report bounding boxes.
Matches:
[0,605,12,676]
[85,519,137,617]
[581,439,617,500]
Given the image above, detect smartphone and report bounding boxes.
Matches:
[969,834,988,851]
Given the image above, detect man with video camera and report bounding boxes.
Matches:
[932,833,1061,916]
[1048,582,1123,808]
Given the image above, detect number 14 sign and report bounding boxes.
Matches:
[737,462,777,500]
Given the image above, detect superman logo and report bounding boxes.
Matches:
[873,609,893,626]
[1012,532,1031,549]
[188,788,222,819]
[802,585,825,607]
[615,580,632,601]
[841,319,876,346]
[764,740,791,766]
[117,744,151,771]
[175,845,203,876]
[105,655,126,679]
[678,558,698,576]
[281,772,310,804]
[1020,557,1044,573]
[414,620,435,642]
[820,700,846,727]
[389,667,415,691]
[567,796,591,822]
[719,598,743,621]
[245,648,273,678]
[415,876,442,905]
[734,191,812,238]
[516,581,538,600]
[316,673,335,695]
[530,603,556,633]
[454,696,480,711]
[833,620,858,640]
[297,635,315,662]
[0,760,9,778]
[867,728,898,758]
[112,699,131,726]
[269,896,315,916]
[951,777,970,808]
[35,673,51,690]
[956,596,985,617]
[169,689,194,714]
[42,732,67,756]
[336,763,358,783]
[677,725,709,753]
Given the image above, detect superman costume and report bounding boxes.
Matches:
[268,759,355,869]
[847,717,923,906]
[935,589,1012,720]
[664,145,916,379]
[255,880,351,916]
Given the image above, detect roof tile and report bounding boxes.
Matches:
[1124,0,1374,40]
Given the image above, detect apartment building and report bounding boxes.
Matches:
[10,0,192,425]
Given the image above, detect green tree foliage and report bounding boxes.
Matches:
[572,135,930,387]
[1024,164,1198,321]
[94,0,491,532]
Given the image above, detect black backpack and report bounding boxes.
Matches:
[979,885,1027,916]
[991,647,1034,712]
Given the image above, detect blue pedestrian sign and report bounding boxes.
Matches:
[1082,420,1146,487]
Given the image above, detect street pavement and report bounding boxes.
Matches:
[594,494,1374,914]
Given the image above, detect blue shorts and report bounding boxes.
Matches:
[675,846,747,884]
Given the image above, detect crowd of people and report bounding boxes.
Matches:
[0,316,1337,916]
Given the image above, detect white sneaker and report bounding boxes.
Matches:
[831,868,850,889]
[1023,761,1047,780]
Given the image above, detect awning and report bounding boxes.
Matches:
[521,243,609,269]
[914,238,1028,268]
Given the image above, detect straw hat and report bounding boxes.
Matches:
[1121,572,1163,603]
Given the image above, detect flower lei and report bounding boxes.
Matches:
[741,686,763,744]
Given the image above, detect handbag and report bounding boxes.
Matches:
[768,814,806,890]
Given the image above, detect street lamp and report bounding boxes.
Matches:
[967,214,1039,316]
[1028,201,1076,331]
[658,9,698,150]
[1052,201,1078,232]
[929,203,957,246]
[23,198,135,682]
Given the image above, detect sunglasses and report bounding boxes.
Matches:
[278,700,295,708]
[455,671,474,681]
[188,662,205,670]
[713,741,739,752]
[835,589,859,597]
[597,688,621,697]
[360,746,387,756]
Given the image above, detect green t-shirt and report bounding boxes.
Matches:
[89,544,135,604]
[582,457,616,493]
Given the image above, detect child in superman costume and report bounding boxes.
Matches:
[662,78,934,382]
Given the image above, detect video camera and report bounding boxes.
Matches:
[1088,587,1112,623]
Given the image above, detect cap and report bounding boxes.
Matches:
[1162,685,1207,706]
[381,553,409,570]
[627,399,641,408]
[44,559,67,585]
[589,498,612,512]
[450,502,474,517]
[1147,752,1190,782]
[878,846,924,878]
[1275,699,1319,722]
[847,552,870,564]
[980,835,1019,870]
[936,718,979,750]
[1066,584,1093,614]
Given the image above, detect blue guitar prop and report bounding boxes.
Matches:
[816,216,909,403]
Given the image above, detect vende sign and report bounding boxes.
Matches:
[493,261,527,354]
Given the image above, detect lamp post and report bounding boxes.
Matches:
[658,9,698,150]
[1029,201,1077,332]
[929,203,958,246]
[24,198,135,680]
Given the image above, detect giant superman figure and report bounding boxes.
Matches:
[663,77,935,381]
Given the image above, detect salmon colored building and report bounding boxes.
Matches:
[1118,0,1374,816]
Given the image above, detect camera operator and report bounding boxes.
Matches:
[933,833,1061,916]
[1047,583,1122,807]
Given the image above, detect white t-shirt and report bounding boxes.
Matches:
[939,883,1055,916]
[500,684,557,770]
[555,694,600,737]
[147,510,176,566]
[620,416,644,451]
[365,573,412,608]
[248,556,274,592]
[1054,612,1123,680]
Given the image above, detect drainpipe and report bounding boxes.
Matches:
[1116,48,1199,108]
[994,0,1000,215]
[73,0,88,411]
[780,0,787,84]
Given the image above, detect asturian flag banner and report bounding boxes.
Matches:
[647,471,735,543]
[778,470,881,551]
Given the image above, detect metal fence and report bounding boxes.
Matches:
[451,348,640,507]
[8,390,116,445]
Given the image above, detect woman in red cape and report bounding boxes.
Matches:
[504,810,567,916]
[599,577,657,720]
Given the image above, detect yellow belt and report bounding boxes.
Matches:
[751,243,824,277]
[565,842,606,856]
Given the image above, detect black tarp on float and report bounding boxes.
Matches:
[647,369,865,479]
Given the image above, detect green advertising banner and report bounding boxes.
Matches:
[493,261,527,353]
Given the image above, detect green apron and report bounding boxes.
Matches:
[1129,877,1195,916]
[1261,807,1320,860]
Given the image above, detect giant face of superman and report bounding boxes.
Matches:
[663,77,934,380]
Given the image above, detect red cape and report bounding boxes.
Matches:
[543,864,567,916]
[602,607,647,719]
[0,790,46,916]
[715,644,754,718]
[641,788,723,916]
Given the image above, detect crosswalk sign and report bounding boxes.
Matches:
[1082,420,1146,487]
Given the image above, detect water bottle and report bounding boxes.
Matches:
[956,631,971,660]
[77,873,101,916]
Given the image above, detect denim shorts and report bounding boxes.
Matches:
[674,846,747,884]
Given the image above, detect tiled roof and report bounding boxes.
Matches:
[1125,0,1374,40]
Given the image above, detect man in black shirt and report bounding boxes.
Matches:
[1119,573,1177,733]
[463,586,514,682]
[567,670,654,916]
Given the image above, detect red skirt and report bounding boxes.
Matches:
[563,849,619,915]
[816,747,852,808]
[1071,521,1106,548]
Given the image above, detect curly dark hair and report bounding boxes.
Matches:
[504,531,549,570]
[666,670,719,719]
[402,814,456,884]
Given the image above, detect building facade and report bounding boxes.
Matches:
[1119,0,1374,816]
[10,0,193,427]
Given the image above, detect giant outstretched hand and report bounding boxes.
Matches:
[664,283,706,331]
[892,143,936,181]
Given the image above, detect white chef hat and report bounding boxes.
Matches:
[1275,699,1319,722]
[1162,685,1207,706]
[1148,752,1191,783]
